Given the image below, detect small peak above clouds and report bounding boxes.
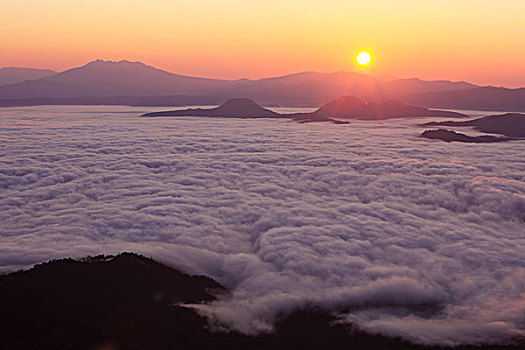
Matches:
[142,98,281,118]
[83,59,150,67]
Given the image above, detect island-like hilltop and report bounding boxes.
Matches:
[421,113,525,137]
[142,98,281,118]
[295,96,467,120]
[142,96,468,122]
[421,129,515,143]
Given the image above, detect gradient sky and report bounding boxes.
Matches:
[1,0,524,87]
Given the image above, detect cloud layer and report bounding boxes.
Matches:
[1,106,524,345]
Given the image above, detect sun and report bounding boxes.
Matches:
[356,51,371,66]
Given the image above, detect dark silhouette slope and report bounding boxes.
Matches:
[421,113,525,137]
[421,129,514,143]
[0,253,224,350]
[2,253,523,350]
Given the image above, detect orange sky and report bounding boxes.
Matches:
[1,0,524,87]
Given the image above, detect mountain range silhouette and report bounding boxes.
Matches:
[1,59,523,111]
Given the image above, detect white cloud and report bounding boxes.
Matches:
[0,107,524,345]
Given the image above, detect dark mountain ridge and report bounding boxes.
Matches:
[2,253,523,350]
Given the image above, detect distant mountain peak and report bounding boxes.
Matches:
[83,59,149,68]
[48,58,178,82]
[89,59,135,64]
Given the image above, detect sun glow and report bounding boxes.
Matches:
[356,51,371,66]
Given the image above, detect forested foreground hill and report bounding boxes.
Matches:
[1,253,523,350]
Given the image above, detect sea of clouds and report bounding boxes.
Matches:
[0,105,524,346]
